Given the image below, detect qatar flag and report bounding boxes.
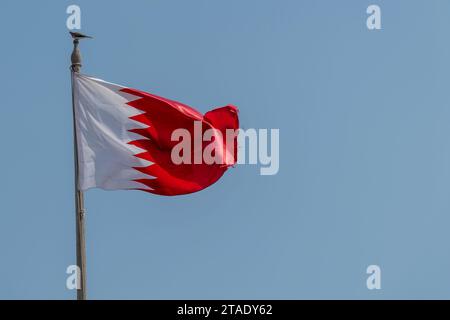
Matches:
[72,73,239,196]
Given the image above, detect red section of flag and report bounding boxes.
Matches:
[120,88,239,196]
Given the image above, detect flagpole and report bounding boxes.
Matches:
[70,34,88,300]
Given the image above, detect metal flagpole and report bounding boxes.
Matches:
[70,32,92,300]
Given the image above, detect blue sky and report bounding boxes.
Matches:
[1,0,450,299]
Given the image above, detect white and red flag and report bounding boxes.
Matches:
[73,73,239,196]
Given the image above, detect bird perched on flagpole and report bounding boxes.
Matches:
[70,31,93,40]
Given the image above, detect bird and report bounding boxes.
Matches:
[69,31,93,40]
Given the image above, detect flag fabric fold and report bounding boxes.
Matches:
[72,73,239,196]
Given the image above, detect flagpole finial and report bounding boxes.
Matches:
[70,32,92,73]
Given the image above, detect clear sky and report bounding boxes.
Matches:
[1,0,450,299]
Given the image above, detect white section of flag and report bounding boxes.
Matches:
[73,73,153,191]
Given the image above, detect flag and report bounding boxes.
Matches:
[72,73,239,196]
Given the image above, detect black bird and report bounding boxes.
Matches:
[70,31,93,40]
